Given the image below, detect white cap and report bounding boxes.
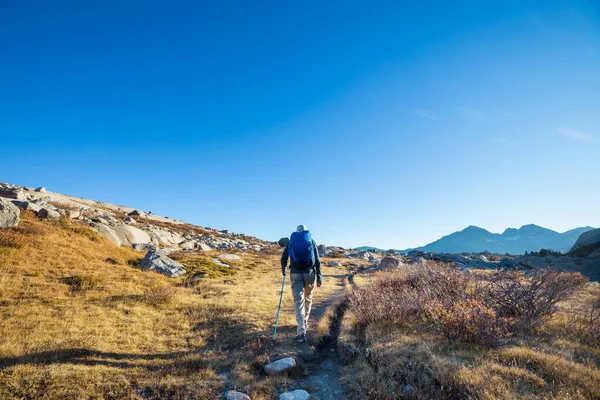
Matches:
[297,225,307,232]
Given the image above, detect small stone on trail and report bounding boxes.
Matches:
[264,357,296,376]
[218,254,242,261]
[224,390,251,400]
[328,261,341,267]
[279,389,310,400]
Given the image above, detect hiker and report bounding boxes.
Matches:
[281,225,322,343]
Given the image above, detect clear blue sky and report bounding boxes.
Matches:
[1,1,599,249]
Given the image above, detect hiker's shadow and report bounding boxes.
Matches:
[0,308,260,372]
[0,348,207,371]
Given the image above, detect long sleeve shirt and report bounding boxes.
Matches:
[281,239,322,281]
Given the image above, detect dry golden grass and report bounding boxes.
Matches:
[0,212,352,399]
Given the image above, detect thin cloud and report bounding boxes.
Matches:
[457,105,485,121]
[412,109,437,120]
[557,127,593,141]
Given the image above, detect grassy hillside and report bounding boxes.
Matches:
[0,211,353,399]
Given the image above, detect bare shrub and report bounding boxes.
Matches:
[349,282,421,329]
[143,285,177,306]
[349,263,469,332]
[427,298,513,347]
[484,270,588,333]
[567,295,600,345]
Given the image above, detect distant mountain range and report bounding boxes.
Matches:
[357,225,596,255]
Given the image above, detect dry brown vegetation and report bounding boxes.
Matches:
[341,263,600,399]
[0,211,351,399]
[4,212,598,399]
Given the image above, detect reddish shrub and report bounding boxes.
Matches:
[427,298,513,347]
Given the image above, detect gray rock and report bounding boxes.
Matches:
[279,389,310,400]
[37,208,61,219]
[132,243,159,252]
[218,254,242,261]
[377,257,401,270]
[62,209,81,219]
[178,240,196,250]
[0,188,26,201]
[264,357,296,376]
[197,242,212,251]
[10,200,41,213]
[0,197,20,228]
[139,251,186,278]
[34,187,46,193]
[348,251,370,260]
[212,258,230,268]
[224,390,251,400]
[328,261,342,267]
[409,256,427,265]
[124,217,136,224]
[498,258,516,270]
[128,209,146,217]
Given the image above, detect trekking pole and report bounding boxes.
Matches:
[273,272,287,339]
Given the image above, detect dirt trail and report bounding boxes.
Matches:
[288,272,355,400]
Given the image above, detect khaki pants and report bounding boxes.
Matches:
[290,269,316,336]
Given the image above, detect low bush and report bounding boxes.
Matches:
[427,298,513,347]
[348,264,587,347]
[60,275,101,292]
[143,285,177,306]
[567,294,600,345]
[484,270,588,333]
[350,282,421,329]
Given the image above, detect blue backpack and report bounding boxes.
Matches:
[289,231,315,270]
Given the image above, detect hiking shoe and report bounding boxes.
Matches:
[295,334,306,343]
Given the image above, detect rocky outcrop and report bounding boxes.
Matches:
[0,198,20,228]
[0,181,274,253]
[93,224,152,246]
[139,251,186,277]
[0,187,27,201]
[570,229,600,258]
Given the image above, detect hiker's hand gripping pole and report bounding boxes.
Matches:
[273,271,287,339]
